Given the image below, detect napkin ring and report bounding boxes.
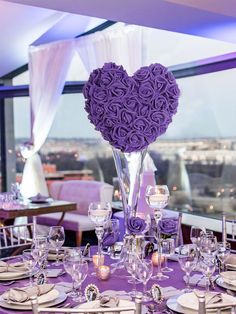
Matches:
[151,284,164,304]
[85,284,100,302]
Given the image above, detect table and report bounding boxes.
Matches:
[0,249,227,314]
[0,200,76,238]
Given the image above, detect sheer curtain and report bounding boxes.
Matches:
[21,41,75,198]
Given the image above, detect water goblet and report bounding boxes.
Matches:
[73,260,88,303]
[22,249,37,286]
[190,226,205,246]
[161,238,175,272]
[137,259,153,302]
[178,244,198,293]
[48,226,65,266]
[199,257,216,292]
[217,242,231,272]
[200,235,218,260]
[88,202,112,257]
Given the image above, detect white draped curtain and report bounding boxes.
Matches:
[20,25,149,198]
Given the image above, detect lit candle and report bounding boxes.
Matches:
[97,265,110,280]
[151,252,165,266]
[92,254,105,268]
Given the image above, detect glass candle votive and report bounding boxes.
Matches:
[151,252,165,266]
[97,265,110,280]
[92,254,105,268]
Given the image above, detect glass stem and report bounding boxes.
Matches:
[186,272,190,290]
[95,227,104,257]
[132,275,136,294]
[56,247,59,264]
[157,242,162,276]
[143,281,147,296]
[206,277,210,292]
[78,283,82,301]
[72,279,77,295]
[29,271,33,286]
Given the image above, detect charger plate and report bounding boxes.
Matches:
[0,290,67,311]
[167,294,233,314]
[216,276,236,292]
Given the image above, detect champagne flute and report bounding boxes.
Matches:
[48,226,65,266]
[145,185,169,280]
[217,242,231,272]
[73,260,88,303]
[137,259,153,301]
[22,249,37,286]
[161,238,175,272]
[178,244,198,293]
[88,202,112,257]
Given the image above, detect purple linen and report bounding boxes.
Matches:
[83,62,180,153]
[0,248,225,314]
[127,216,147,235]
[102,231,119,247]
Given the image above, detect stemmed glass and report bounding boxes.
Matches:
[48,226,65,266]
[63,249,83,299]
[88,202,112,257]
[217,242,231,273]
[178,244,198,293]
[31,235,49,283]
[199,257,216,292]
[145,185,169,280]
[137,259,153,302]
[73,260,88,303]
[124,252,140,297]
[161,238,175,273]
[190,226,205,246]
[22,249,37,286]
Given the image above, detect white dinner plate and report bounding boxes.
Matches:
[76,299,135,314]
[167,294,233,314]
[0,291,67,311]
[216,276,236,292]
[0,271,30,281]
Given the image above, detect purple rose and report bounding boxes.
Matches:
[150,111,168,125]
[120,109,135,124]
[127,217,147,235]
[133,66,151,82]
[102,231,119,247]
[155,76,169,94]
[126,131,148,152]
[90,86,108,102]
[158,218,178,235]
[150,63,167,77]
[138,82,155,100]
[133,117,149,132]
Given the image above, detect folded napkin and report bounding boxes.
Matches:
[100,296,119,308]
[102,232,119,247]
[205,292,222,306]
[3,284,54,303]
[0,261,27,273]
[29,193,48,202]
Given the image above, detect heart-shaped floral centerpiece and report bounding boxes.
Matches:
[83,62,180,152]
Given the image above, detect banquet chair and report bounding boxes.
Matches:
[0,222,33,257]
[196,292,236,314]
[31,295,142,314]
[222,214,236,247]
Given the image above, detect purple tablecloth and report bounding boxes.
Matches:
[0,249,225,314]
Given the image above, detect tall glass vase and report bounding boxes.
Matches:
[112,147,147,235]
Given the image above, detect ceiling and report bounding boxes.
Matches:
[1,0,236,78]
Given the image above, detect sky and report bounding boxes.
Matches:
[13,25,236,140]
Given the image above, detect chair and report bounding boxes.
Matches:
[0,222,33,257]
[36,180,113,246]
[31,295,142,314]
[222,214,236,243]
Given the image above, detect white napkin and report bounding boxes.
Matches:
[100,296,119,308]
[0,261,27,273]
[3,284,54,303]
[55,282,73,294]
[46,269,64,278]
[161,286,182,299]
[184,274,218,287]
[101,290,131,301]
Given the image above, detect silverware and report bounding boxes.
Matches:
[2,281,16,286]
[58,302,72,308]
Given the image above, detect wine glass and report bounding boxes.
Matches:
[48,226,65,266]
[31,235,49,283]
[73,260,88,303]
[178,244,198,293]
[217,242,231,272]
[22,249,37,286]
[199,235,218,260]
[145,185,169,280]
[161,238,175,272]
[88,202,112,257]
[137,259,153,302]
[63,250,83,298]
[190,226,205,246]
[199,257,216,292]
[124,252,140,297]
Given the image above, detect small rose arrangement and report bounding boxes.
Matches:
[158,218,178,238]
[102,231,119,247]
[127,216,147,235]
[83,62,180,153]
